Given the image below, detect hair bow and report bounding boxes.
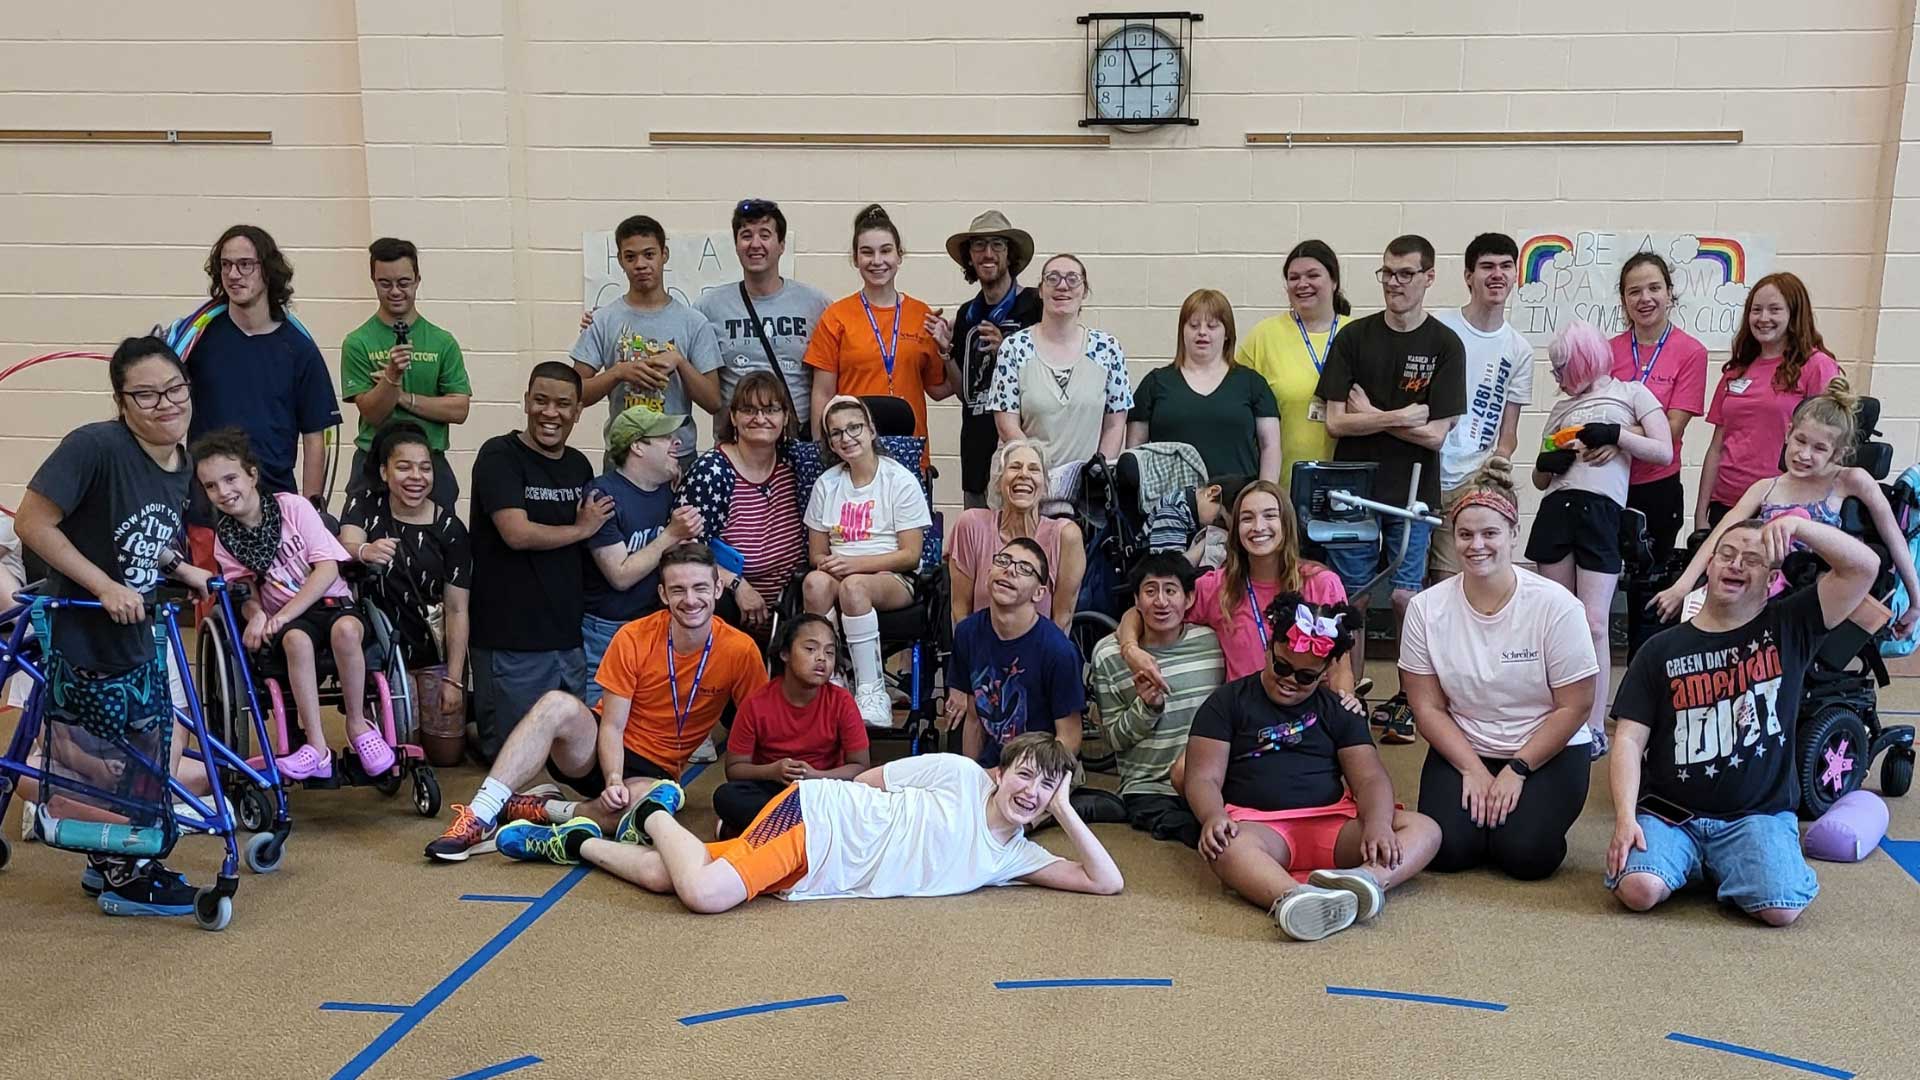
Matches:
[1285,605,1342,657]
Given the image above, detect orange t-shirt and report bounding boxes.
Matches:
[594,610,766,777]
[803,292,948,450]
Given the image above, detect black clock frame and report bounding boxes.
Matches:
[1078,11,1202,128]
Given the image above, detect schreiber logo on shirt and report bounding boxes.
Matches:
[1500,647,1541,664]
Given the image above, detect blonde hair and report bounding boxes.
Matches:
[1173,289,1238,368]
[1789,376,1860,466]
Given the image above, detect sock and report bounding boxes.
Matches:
[562,826,595,861]
[470,777,511,826]
[547,799,578,821]
[844,609,882,690]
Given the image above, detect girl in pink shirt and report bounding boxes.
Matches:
[1697,272,1842,528]
[195,429,392,781]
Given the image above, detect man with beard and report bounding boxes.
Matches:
[940,211,1042,509]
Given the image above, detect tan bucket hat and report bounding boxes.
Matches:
[945,210,1035,277]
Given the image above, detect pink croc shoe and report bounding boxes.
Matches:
[349,728,396,776]
[275,744,332,781]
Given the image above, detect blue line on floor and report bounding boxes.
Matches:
[448,1055,543,1080]
[1666,1033,1853,1078]
[678,994,849,1026]
[459,894,542,904]
[320,1002,412,1015]
[1325,986,1508,1012]
[994,978,1173,990]
[1878,838,1920,886]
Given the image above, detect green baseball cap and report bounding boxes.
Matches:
[607,403,687,455]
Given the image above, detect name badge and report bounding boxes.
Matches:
[1307,398,1328,423]
[1728,378,1752,395]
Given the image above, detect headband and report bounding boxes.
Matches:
[1284,604,1344,658]
[1450,489,1518,526]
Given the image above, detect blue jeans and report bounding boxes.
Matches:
[579,613,626,707]
[1326,518,1432,596]
[1606,810,1819,913]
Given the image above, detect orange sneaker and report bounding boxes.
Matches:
[425,804,497,862]
[500,783,562,827]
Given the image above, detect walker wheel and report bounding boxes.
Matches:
[371,766,403,797]
[0,835,11,872]
[244,831,284,874]
[194,888,233,932]
[413,767,441,818]
[1884,747,1915,798]
[236,786,272,833]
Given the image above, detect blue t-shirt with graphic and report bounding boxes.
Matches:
[582,469,673,622]
[948,610,1084,766]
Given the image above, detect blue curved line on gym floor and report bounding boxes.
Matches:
[1666,1033,1854,1078]
[1878,838,1920,886]
[447,1055,543,1080]
[320,1002,411,1015]
[1325,986,1508,1012]
[458,894,542,904]
[994,978,1173,990]
[328,763,707,1079]
[678,994,851,1026]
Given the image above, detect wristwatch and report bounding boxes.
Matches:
[1508,758,1534,779]
[724,576,742,593]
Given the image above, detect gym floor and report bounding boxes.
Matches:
[4,669,1918,1080]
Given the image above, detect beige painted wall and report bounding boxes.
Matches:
[3,0,1917,536]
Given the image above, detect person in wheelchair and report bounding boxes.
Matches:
[948,439,1084,631]
[1608,515,1879,926]
[945,538,1085,768]
[194,428,393,782]
[1652,380,1920,640]
[1143,472,1248,569]
[337,421,473,750]
[803,395,932,727]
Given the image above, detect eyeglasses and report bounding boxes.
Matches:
[119,381,192,410]
[1375,267,1424,285]
[1270,653,1331,686]
[220,258,261,276]
[732,402,786,418]
[1711,546,1772,571]
[969,238,1009,253]
[1042,271,1084,289]
[825,421,868,444]
[737,198,780,216]
[991,552,1045,581]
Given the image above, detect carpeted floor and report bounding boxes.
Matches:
[3,670,1918,1080]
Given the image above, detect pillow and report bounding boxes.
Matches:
[1803,789,1889,863]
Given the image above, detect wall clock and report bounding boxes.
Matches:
[1079,12,1202,128]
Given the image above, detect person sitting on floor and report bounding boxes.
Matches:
[1143,473,1250,569]
[944,537,1085,768]
[496,732,1123,910]
[1184,592,1440,942]
[1087,552,1224,845]
[425,543,763,861]
[714,613,871,838]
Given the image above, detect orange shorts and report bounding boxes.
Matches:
[705,783,809,901]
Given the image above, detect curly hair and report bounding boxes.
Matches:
[206,224,295,319]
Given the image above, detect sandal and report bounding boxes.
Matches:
[275,743,332,781]
[1368,691,1405,730]
[350,728,396,775]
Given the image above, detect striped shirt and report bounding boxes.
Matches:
[1090,625,1226,796]
[720,463,806,598]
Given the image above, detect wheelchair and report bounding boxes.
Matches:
[196,576,441,827]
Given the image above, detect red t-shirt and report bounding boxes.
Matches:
[726,679,869,772]
[1607,327,1708,487]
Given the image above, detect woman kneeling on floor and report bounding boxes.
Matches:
[1184,593,1439,942]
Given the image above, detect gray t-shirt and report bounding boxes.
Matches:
[569,295,722,452]
[695,278,829,432]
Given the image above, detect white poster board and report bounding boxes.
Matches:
[1510,231,1775,351]
[581,230,794,312]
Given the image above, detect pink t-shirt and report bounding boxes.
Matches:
[212,491,353,615]
[946,509,1069,618]
[1704,351,1842,507]
[1608,327,1708,486]
[1189,564,1348,680]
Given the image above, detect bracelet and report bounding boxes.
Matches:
[356,543,371,561]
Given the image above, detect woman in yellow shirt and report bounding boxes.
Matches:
[1236,240,1350,483]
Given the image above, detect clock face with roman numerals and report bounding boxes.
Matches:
[1091,24,1185,122]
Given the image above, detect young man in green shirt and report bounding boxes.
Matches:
[341,237,474,507]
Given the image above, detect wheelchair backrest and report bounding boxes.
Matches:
[788,438,942,573]
[1116,442,1208,517]
[1289,460,1381,547]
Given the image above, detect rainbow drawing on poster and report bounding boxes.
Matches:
[1520,234,1572,285]
[1693,236,1747,284]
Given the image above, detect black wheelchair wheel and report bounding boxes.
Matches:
[413,767,441,817]
[0,834,11,872]
[1799,704,1871,818]
[1068,610,1121,774]
[1883,747,1915,798]
[236,784,272,833]
[371,767,403,797]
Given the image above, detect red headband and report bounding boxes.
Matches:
[1450,489,1518,526]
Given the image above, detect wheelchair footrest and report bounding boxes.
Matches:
[37,810,170,858]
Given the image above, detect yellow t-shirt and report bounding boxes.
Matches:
[1237,313,1337,482]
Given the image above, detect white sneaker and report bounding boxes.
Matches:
[1308,867,1386,922]
[688,737,718,764]
[1270,884,1359,941]
[853,683,895,728]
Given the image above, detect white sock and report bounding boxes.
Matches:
[470,776,512,826]
[844,609,882,689]
[548,799,579,820]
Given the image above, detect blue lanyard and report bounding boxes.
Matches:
[859,293,901,383]
[667,630,716,743]
[1247,582,1269,650]
[969,282,1020,328]
[1291,312,1338,374]
[1630,325,1672,384]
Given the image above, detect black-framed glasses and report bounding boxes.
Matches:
[119,380,192,410]
[1270,653,1330,686]
[1375,267,1423,285]
[825,421,868,444]
[1042,271,1084,289]
[738,198,780,216]
[991,551,1045,582]
[732,402,786,418]
[969,238,1009,253]
[220,258,261,276]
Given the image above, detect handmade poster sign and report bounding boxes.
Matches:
[1511,231,1775,351]
[580,229,795,312]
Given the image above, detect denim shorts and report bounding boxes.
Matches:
[1326,518,1432,596]
[579,613,624,707]
[1605,810,1819,913]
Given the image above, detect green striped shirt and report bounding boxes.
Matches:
[1090,626,1225,796]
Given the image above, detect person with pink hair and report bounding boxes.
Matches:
[1526,321,1671,755]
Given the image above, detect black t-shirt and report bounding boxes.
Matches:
[467,433,592,652]
[1187,676,1373,811]
[341,488,472,663]
[26,421,192,672]
[1613,588,1826,818]
[1314,311,1467,507]
[953,285,1043,494]
[1127,365,1279,480]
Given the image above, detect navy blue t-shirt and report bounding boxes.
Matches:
[186,313,340,495]
[581,469,673,623]
[947,609,1084,766]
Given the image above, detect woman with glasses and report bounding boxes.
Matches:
[1238,240,1351,481]
[678,371,810,637]
[1127,289,1281,481]
[803,396,933,726]
[1398,463,1599,881]
[947,439,1085,631]
[981,254,1132,478]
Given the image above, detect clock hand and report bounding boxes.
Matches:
[1123,49,1142,80]
[1132,59,1169,85]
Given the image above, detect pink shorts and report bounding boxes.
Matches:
[1226,794,1360,881]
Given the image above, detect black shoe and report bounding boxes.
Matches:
[1381,710,1418,745]
[97,860,195,917]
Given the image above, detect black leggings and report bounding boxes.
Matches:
[1418,743,1589,880]
[713,779,786,837]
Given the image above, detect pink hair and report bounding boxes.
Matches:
[1549,320,1610,395]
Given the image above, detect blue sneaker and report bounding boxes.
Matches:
[614,780,686,846]
[81,864,105,898]
[497,817,601,865]
[97,862,195,917]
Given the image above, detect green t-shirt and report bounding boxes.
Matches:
[341,313,471,452]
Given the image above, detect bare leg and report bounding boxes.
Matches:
[1574,567,1619,736]
[1331,810,1441,889]
[578,837,672,892]
[801,571,838,616]
[1612,871,1672,913]
[634,807,751,913]
[480,691,598,794]
[1207,823,1299,910]
[280,629,327,748]
[330,615,372,739]
[836,572,914,617]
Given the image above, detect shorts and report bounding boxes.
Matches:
[1427,485,1470,577]
[470,646,587,758]
[1326,519,1431,596]
[545,745,673,799]
[271,597,359,653]
[1525,489,1623,574]
[1606,810,1819,914]
[1227,794,1360,879]
[579,613,626,707]
[705,783,810,901]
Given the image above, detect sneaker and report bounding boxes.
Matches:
[1270,884,1359,942]
[425,804,498,862]
[1354,677,1375,699]
[615,780,686,846]
[688,737,718,764]
[500,784,563,826]
[853,682,894,728]
[1308,867,1386,922]
[1381,711,1417,745]
[98,861,196,917]
[497,817,601,864]
[81,864,105,898]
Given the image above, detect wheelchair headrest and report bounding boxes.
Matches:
[859,395,917,438]
[1114,451,1141,512]
[1779,395,1891,480]
[1290,460,1381,546]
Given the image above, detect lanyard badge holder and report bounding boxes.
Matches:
[860,294,901,389]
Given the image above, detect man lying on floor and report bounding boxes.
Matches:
[495,731,1125,909]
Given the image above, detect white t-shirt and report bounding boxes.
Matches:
[1434,308,1535,491]
[784,754,1062,901]
[0,513,23,589]
[1541,376,1665,507]
[804,457,933,560]
[1398,567,1599,758]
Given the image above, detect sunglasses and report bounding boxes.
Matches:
[1270,653,1331,686]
